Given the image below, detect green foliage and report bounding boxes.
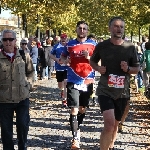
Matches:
[1,0,150,37]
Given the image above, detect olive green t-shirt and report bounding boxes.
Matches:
[90,39,139,100]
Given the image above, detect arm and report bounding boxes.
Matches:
[90,43,106,74]
[90,60,100,71]
[90,60,106,74]
[49,46,60,63]
[127,66,140,74]
[25,53,35,90]
[121,46,140,74]
[60,55,70,66]
[82,43,97,61]
[60,45,70,65]
[49,53,59,62]
[120,62,140,74]
[25,53,34,78]
[82,50,90,60]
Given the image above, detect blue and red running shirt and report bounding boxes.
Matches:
[51,43,68,71]
[62,39,96,84]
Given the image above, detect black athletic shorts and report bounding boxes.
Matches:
[98,95,128,121]
[67,82,93,108]
[56,70,67,82]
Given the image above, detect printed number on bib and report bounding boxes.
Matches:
[108,74,125,88]
[74,84,87,91]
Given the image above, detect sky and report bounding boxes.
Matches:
[0,9,14,19]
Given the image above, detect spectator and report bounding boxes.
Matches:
[44,37,54,79]
[141,41,150,98]
[41,34,48,48]
[34,37,41,48]
[99,37,104,42]
[19,39,30,54]
[30,41,38,82]
[0,29,34,150]
[27,35,35,52]
[141,35,149,52]
[87,33,96,42]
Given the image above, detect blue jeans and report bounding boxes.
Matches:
[41,66,51,79]
[0,98,30,150]
[33,64,37,81]
[137,71,143,88]
[42,66,49,77]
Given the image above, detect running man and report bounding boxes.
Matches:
[50,33,68,107]
[61,21,96,149]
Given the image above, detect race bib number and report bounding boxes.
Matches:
[108,74,125,88]
[74,84,87,91]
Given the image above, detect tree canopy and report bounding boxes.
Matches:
[1,0,150,38]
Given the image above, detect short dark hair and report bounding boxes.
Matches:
[145,42,150,50]
[109,16,124,27]
[76,21,88,27]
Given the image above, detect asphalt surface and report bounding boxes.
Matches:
[0,76,150,150]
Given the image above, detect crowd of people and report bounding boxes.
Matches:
[0,16,149,150]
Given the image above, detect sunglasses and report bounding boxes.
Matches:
[22,43,27,45]
[2,38,15,42]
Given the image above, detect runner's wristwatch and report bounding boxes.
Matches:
[126,66,130,73]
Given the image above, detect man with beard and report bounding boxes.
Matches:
[90,17,140,150]
[61,21,96,149]
[50,33,68,107]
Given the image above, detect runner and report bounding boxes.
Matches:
[61,20,96,149]
[50,33,68,107]
[90,16,140,150]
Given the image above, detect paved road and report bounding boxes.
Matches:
[0,78,150,150]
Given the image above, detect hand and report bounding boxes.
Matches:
[56,58,63,64]
[98,66,106,74]
[120,61,128,72]
[82,50,89,59]
[64,57,71,66]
